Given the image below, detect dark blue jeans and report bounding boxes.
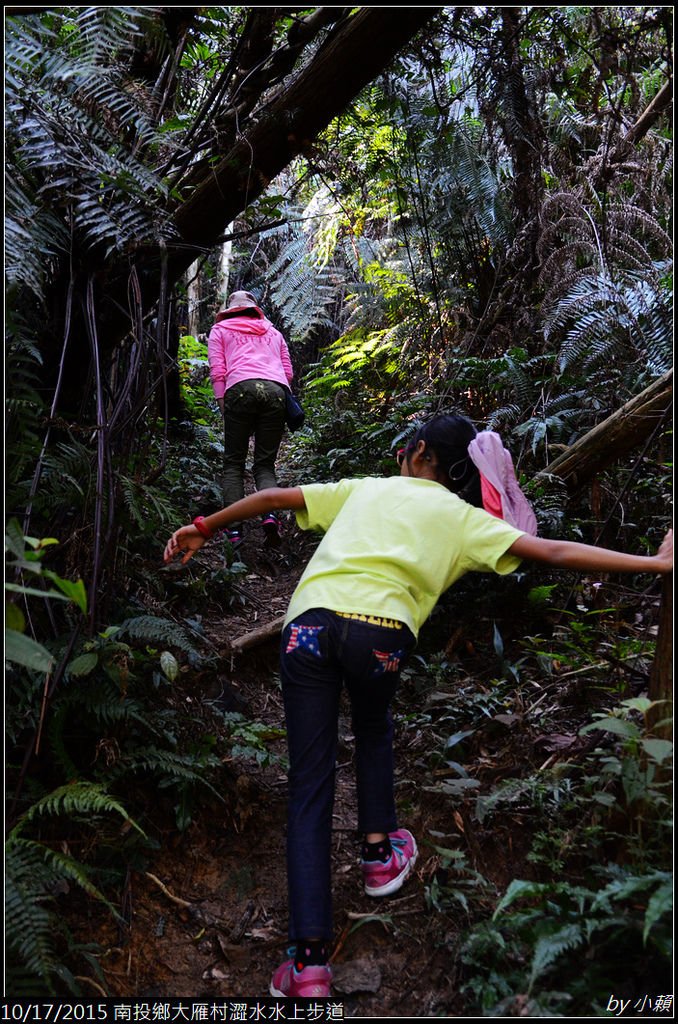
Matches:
[279,608,416,942]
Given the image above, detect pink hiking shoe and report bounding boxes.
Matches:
[270,958,332,998]
[361,828,418,897]
[262,512,283,545]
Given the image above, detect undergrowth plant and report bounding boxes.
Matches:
[398,565,671,1016]
[5,783,145,997]
[460,863,672,1016]
[5,519,285,996]
[457,691,672,1015]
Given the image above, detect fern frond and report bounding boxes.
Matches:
[529,922,585,990]
[116,614,195,654]
[606,205,672,253]
[493,878,546,918]
[266,224,338,342]
[119,475,177,529]
[110,746,226,804]
[5,840,58,994]
[10,781,142,838]
[643,877,673,944]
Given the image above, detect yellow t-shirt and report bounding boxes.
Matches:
[285,476,525,636]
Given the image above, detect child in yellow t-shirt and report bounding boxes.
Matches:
[164,413,672,999]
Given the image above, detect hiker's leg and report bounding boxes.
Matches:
[280,609,342,943]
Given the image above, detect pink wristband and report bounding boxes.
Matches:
[192,515,214,539]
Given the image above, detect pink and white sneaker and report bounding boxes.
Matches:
[270,957,332,998]
[262,513,283,545]
[361,828,418,897]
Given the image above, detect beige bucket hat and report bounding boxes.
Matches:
[215,290,264,322]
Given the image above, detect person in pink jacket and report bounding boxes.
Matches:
[208,290,294,546]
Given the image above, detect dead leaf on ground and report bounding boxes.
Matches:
[534,733,578,751]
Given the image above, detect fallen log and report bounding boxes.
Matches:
[593,77,673,186]
[536,369,672,494]
[229,614,286,655]
[534,369,673,712]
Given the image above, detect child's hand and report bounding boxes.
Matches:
[655,528,673,573]
[164,525,205,565]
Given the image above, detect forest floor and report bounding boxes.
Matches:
[81,483,657,1016]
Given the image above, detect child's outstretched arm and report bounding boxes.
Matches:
[164,487,307,565]
[508,528,672,575]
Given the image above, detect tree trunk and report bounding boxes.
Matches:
[647,573,673,740]
[218,236,234,310]
[186,261,201,338]
[498,8,544,231]
[537,369,673,493]
[172,8,438,253]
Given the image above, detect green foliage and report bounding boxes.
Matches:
[177,334,218,426]
[458,692,671,1011]
[5,585,241,994]
[578,697,673,819]
[404,568,670,1014]
[114,614,195,654]
[221,712,287,768]
[538,193,673,391]
[425,845,495,916]
[460,866,672,1016]
[6,7,175,280]
[5,522,87,673]
[523,604,658,688]
[5,779,145,996]
[267,226,340,344]
[160,420,225,517]
[5,839,65,996]
[10,781,143,838]
[457,691,672,1012]
[5,332,45,499]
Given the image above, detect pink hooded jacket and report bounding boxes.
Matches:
[207,315,294,400]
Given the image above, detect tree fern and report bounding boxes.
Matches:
[266,227,339,342]
[538,188,672,384]
[4,177,70,299]
[4,3,182,351]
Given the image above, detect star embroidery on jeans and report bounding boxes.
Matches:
[285,624,323,657]
[372,649,406,674]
